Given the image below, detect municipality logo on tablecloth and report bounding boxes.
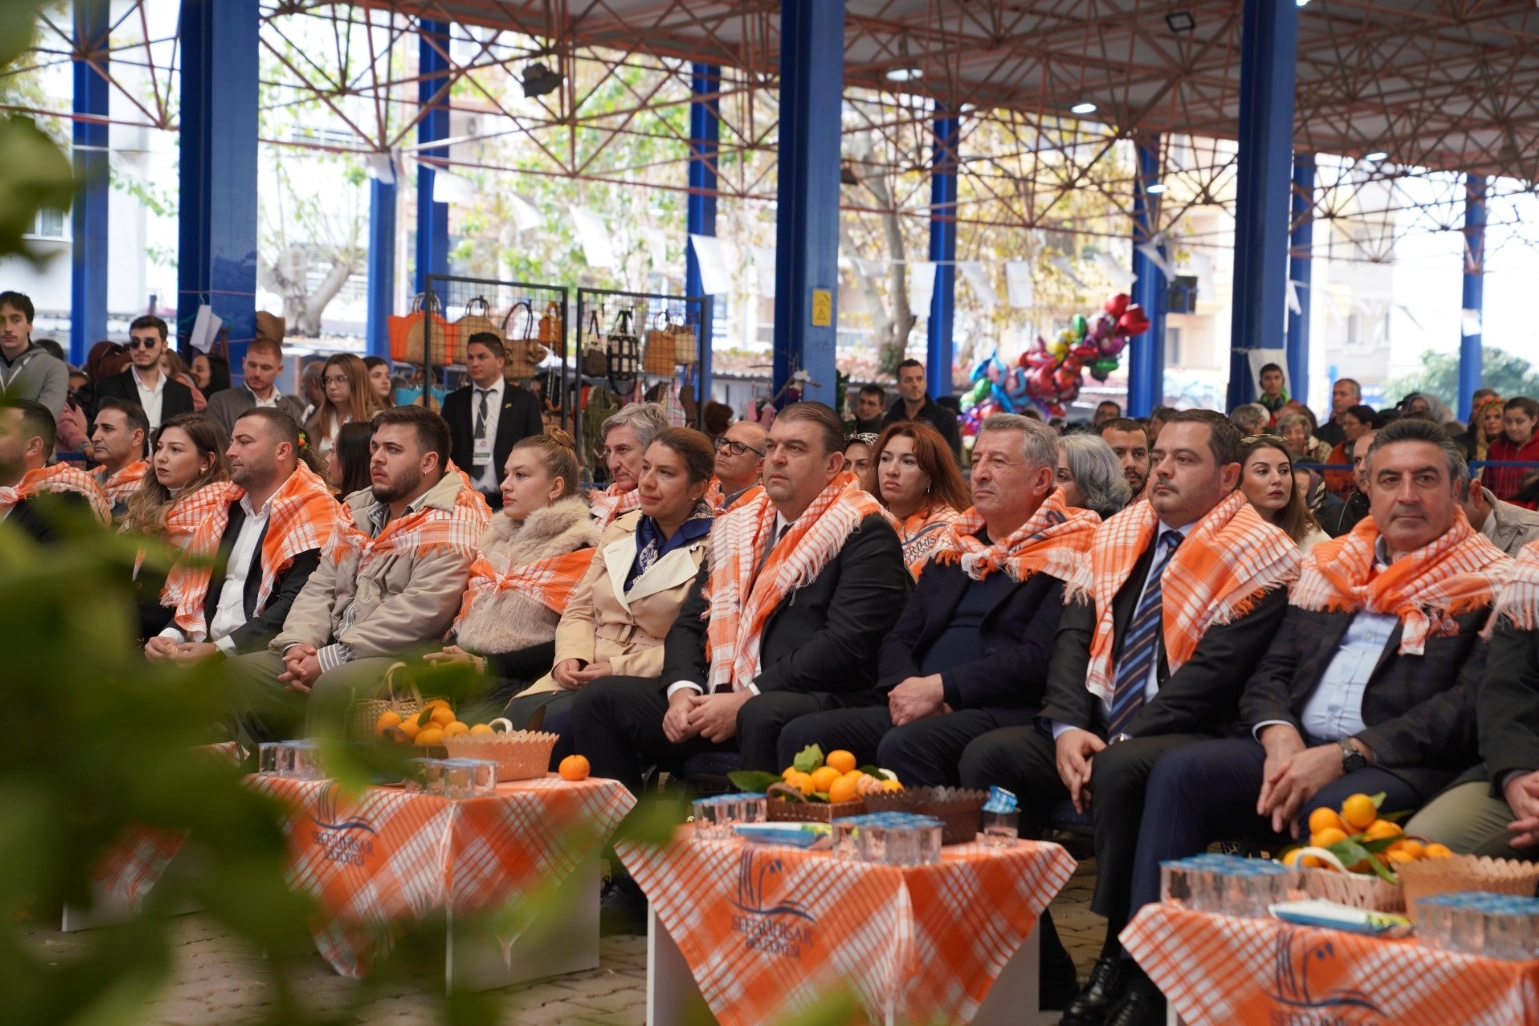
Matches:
[309,782,378,868]
[729,851,815,959]
[1267,928,1384,1022]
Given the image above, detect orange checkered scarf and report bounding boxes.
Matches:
[589,483,641,529]
[162,463,348,635]
[1494,539,1539,631]
[1085,489,1299,704]
[702,472,882,692]
[329,474,491,576]
[1294,510,1512,653]
[457,547,597,628]
[98,461,148,510]
[165,481,242,550]
[0,464,111,526]
[931,488,1099,587]
[891,504,963,579]
[707,479,765,515]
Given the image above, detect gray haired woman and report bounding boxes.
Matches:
[1056,433,1133,520]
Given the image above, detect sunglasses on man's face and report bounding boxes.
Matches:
[126,337,160,351]
[714,436,765,457]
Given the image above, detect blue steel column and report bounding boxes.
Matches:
[772,0,843,407]
[178,0,260,352]
[686,63,719,404]
[926,106,959,401]
[70,0,110,365]
[415,20,450,292]
[366,172,397,359]
[1459,174,1486,421]
[1127,137,1166,417]
[1228,0,1299,411]
[1286,153,1315,408]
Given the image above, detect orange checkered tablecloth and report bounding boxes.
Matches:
[248,773,635,977]
[1122,903,1539,1026]
[619,831,1076,1026]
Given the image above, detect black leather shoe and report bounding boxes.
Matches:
[599,875,648,936]
[1103,985,1166,1026]
[1059,956,1129,1026]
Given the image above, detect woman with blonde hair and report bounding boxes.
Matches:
[308,353,384,461]
[870,420,971,577]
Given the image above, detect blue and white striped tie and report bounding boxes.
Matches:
[1106,530,1184,737]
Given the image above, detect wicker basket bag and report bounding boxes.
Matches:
[345,662,425,744]
[501,301,549,380]
[404,293,459,365]
[456,296,501,345]
[442,718,560,782]
[764,782,864,822]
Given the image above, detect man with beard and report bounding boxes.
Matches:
[226,405,490,737]
[1096,418,1152,501]
[89,397,149,520]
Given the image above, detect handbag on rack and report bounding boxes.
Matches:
[606,308,641,390]
[537,301,564,347]
[402,292,459,366]
[642,310,678,376]
[456,296,500,345]
[669,315,699,366]
[501,301,549,380]
[581,307,609,377]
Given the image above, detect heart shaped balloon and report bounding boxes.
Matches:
[1100,336,1127,358]
[1118,304,1151,337]
[1105,293,1130,319]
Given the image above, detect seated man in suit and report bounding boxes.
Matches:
[442,332,543,510]
[711,420,767,511]
[88,315,195,431]
[89,397,149,521]
[1111,418,1514,1026]
[226,405,491,738]
[0,398,110,542]
[573,400,911,788]
[959,409,1299,1026]
[147,409,341,664]
[1405,538,1539,859]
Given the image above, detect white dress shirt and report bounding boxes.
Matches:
[247,384,279,409]
[134,369,168,429]
[159,492,271,655]
[470,379,504,494]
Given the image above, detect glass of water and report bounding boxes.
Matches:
[981,809,1019,848]
[258,742,292,776]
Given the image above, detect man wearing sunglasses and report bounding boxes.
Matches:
[87,315,194,432]
[713,422,767,511]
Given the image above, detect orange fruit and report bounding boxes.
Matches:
[397,717,422,741]
[809,766,842,794]
[429,705,456,727]
[828,775,861,804]
[1307,807,1346,837]
[380,726,408,744]
[1311,827,1348,849]
[825,750,858,774]
[782,766,799,782]
[423,699,451,713]
[375,710,403,737]
[444,721,470,738]
[559,754,590,781]
[1363,819,1403,842]
[1340,793,1378,831]
[1424,843,1454,859]
[882,778,903,792]
[415,726,446,746]
[791,772,816,796]
[469,723,494,737]
[1282,849,1322,869]
[1385,849,1415,865]
[1390,839,1426,860]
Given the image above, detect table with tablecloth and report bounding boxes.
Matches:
[247,773,634,978]
[1122,902,1539,1026]
[619,830,1076,1026]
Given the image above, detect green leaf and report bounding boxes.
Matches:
[728,770,781,794]
[858,764,885,778]
[1358,834,1402,853]
[792,743,825,774]
[1369,791,1387,810]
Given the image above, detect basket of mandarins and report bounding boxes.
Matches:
[735,744,906,824]
[442,718,560,782]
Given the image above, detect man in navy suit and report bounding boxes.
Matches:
[441,332,543,509]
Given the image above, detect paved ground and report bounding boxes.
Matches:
[27,856,1105,1026]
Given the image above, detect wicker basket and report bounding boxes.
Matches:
[441,718,559,782]
[920,787,988,845]
[345,664,425,743]
[764,783,864,822]
[1298,866,1405,913]
[1398,855,1539,920]
[456,296,501,345]
[642,313,678,376]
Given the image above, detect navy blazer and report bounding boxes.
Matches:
[878,557,1065,711]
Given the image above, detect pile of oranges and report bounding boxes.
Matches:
[779,748,901,805]
[1282,792,1453,873]
[375,700,493,746]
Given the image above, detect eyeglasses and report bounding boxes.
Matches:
[126,337,160,350]
[714,436,765,457]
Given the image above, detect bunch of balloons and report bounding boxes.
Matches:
[961,293,1152,427]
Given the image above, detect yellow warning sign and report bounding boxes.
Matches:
[811,289,833,327]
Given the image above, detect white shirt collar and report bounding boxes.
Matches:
[135,369,167,395]
[246,383,278,405]
[473,378,503,398]
[239,490,276,519]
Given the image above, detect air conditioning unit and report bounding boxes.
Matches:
[1167,275,1199,314]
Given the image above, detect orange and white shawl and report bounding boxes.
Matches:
[164,481,241,551]
[161,463,348,635]
[1294,509,1512,654]
[702,471,883,692]
[707,479,766,515]
[0,464,111,526]
[328,475,491,577]
[457,547,597,628]
[1494,539,1539,631]
[98,460,148,511]
[931,488,1099,587]
[891,504,963,579]
[589,483,641,529]
[1084,489,1299,704]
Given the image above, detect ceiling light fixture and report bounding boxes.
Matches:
[1146,182,1167,195]
[521,61,562,99]
[1364,150,1389,161]
[1070,101,1098,115]
[886,66,923,82]
[1165,11,1196,32]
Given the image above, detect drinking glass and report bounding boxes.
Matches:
[258,742,292,777]
[287,740,323,781]
[981,809,1019,849]
[443,759,476,799]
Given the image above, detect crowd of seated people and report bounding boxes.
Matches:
[14,337,1539,1025]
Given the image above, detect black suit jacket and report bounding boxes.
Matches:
[878,558,1065,710]
[882,396,962,462]
[89,370,195,430]
[442,382,544,501]
[1239,605,1492,799]
[202,502,322,655]
[1474,622,1539,795]
[6,491,91,544]
[1039,537,1290,738]
[662,513,911,696]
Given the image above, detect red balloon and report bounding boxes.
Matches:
[1105,293,1131,319]
[1118,304,1151,337]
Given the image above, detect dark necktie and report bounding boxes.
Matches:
[472,388,489,469]
[1107,530,1184,737]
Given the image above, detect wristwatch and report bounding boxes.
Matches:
[1338,738,1368,774]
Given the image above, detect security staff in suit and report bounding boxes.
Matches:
[441,332,543,510]
[88,315,195,431]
